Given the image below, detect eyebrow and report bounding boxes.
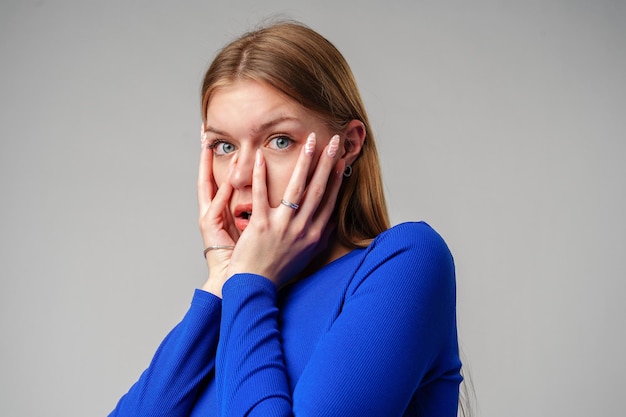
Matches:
[204,116,300,137]
[253,116,300,134]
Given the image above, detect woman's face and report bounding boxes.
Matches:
[204,80,336,233]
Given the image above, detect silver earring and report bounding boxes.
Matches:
[343,165,353,177]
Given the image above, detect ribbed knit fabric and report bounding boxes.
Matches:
[109,222,462,416]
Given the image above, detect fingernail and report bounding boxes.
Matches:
[201,123,207,142]
[255,149,263,167]
[327,135,340,157]
[305,132,316,155]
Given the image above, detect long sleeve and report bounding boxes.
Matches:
[109,289,222,417]
[217,276,292,416]
[215,222,462,416]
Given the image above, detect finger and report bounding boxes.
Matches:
[198,123,215,214]
[202,181,237,244]
[297,134,341,216]
[279,132,317,214]
[219,172,239,241]
[207,181,233,218]
[313,158,345,225]
[251,149,270,220]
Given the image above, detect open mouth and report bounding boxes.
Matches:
[234,204,253,231]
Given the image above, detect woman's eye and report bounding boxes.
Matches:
[209,140,236,156]
[268,135,293,150]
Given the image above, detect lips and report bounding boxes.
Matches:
[233,203,252,231]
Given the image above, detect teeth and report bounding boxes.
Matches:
[243,212,252,220]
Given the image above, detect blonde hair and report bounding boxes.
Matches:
[201,21,389,247]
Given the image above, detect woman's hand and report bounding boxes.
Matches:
[198,123,239,296]
[226,133,345,287]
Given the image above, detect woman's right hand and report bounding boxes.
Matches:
[197,123,239,297]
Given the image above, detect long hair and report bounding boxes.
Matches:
[200,20,473,416]
[200,21,390,247]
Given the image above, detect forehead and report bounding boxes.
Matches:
[204,80,334,140]
[206,80,300,122]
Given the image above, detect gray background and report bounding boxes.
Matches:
[1,1,625,416]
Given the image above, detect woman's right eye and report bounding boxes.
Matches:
[208,140,236,156]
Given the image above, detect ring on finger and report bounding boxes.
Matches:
[281,199,300,210]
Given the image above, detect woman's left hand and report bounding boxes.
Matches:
[226,133,345,287]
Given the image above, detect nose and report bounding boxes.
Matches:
[228,148,254,189]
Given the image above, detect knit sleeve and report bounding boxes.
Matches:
[109,289,222,417]
[216,222,461,417]
[217,276,292,416]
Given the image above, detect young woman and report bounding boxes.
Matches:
[110,21,463,416]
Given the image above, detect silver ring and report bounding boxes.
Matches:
[281,199,299,210]
[203,245,235,258]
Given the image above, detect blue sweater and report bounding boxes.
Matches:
[109,222,462,416]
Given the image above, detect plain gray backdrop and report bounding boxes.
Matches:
[1,1,625,416]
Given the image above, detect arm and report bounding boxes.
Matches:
[216,223,461,416]
[292,224,461,416]
[109,290,222,417]
[109,125,230,417]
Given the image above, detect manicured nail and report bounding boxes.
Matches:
[327,135,340,157]
[305,132,316,155]
[201,123,207,142]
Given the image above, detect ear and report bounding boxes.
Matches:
[341,120,366,166]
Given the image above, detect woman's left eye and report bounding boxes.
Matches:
[267,135,294,150]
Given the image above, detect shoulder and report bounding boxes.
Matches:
[348,222,455,296]
[369,222,453,264]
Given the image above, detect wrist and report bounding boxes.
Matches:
[201,276,223,298]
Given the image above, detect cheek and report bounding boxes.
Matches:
[264,158,295,207]
[212,158,229,184]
